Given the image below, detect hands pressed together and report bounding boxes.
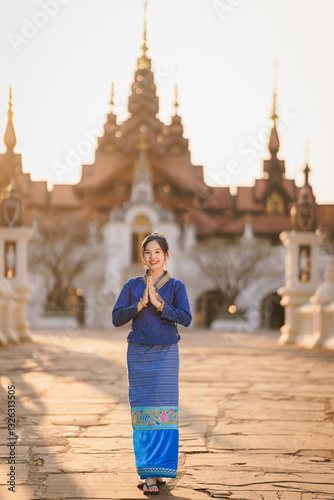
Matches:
[138,276,164,312]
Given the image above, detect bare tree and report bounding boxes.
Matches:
[195,236,272,310]
[28,212,95,309]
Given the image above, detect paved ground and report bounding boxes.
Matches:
[0,327,334,500]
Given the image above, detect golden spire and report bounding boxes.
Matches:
[110,81,115,111]
[141,0,148,56]
[4,86,17,151]
[8,86,13,120]
[109,61,116,112]
[271,58,279,123]
[173,61,179,114]
[303,141,310,186]
[174,82,179,115]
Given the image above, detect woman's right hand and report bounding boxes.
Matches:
[142,281,149,305]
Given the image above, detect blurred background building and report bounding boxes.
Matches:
[1,11,333,331]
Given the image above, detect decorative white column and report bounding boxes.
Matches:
[304,256,334,349]
[278,186,322,345]
[0,226,33,341]
[278,230,323,344]
[324,299,334,350]
[0,237,18,343]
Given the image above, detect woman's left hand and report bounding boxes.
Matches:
[147,276,162,308]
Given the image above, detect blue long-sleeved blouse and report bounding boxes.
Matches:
[112,273,192,345]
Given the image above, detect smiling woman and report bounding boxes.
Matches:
[112,232,192,495]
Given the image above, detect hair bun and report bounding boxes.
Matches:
[141,232,169,252]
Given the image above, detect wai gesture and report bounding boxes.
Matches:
[147,276,161,308]
[138,276,162,312]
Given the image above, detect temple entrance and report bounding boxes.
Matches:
[195,290,225,327]
[261,292,284,329]
[131,215,151,264]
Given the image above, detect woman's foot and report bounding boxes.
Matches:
[138,478,165,488]
[143,478,159,495]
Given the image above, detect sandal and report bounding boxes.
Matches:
[142,481,160,496]
[137,479,165,490]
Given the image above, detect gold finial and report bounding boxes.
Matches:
[174,83,179,115]
[271,58,279,123]
[110,62,116,111]
[8,86,13,120]
[303,141,311,186]
[174,62,179,114]
[141,0,148,56]
[110,81,115,111]
[4,86,17,150]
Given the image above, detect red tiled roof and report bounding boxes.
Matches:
[316,204,334,228]
[191,209,225,237]
[14,173,50,206]
[269,125,279,152]
[81,163,94,179]
[283,179,298,200]
[191,164,205,182]
[203,186,234,210]
[235,186,263,212]
[220,214,291,235]
[253,178,267,200]
[15,171,34,196]
[75,152,125,190]
[49,184,81,207]
[253,177,297,202]
[158,156,209,195]
[26,180,48,206]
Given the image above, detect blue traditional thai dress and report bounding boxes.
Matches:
[112,270,192,479]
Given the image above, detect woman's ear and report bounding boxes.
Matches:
[163,250,169,271]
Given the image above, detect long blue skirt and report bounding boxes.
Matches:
[127,342,179,479]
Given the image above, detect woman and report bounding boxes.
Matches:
[112,232,192,496]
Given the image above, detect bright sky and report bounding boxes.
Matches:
[0,0,333,203]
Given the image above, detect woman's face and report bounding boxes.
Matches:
[142,240,168,272]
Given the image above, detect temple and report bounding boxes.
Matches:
[1,2,334,329]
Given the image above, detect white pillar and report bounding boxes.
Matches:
[324,301,334,350]
[307,256,334,348]
[0,227,33,341]
[278,230,323,344]
[0,299,8,344]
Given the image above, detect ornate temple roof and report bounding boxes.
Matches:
[0,4,332,239]
[74,1,209,224]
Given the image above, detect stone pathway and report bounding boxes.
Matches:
[0,327,334,499]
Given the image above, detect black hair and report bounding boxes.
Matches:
[141,232,169,255]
